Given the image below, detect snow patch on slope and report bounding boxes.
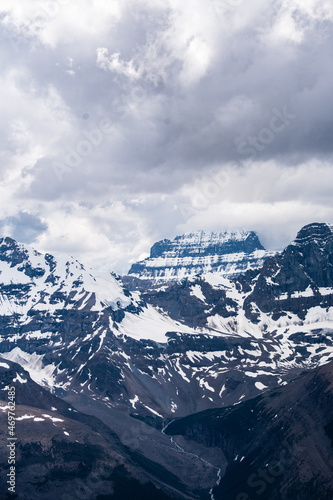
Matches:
[1,347,58,388]
[117,304,212,342]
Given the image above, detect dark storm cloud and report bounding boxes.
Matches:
[6,1,333,190]
[0,212,48,244]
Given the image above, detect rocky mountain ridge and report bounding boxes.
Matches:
[0,359,194,500]
[125,230,275,287]
[0,225,333,419]
[165,357,333,500]
[0,223,333,498]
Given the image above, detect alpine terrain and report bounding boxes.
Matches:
[124,230,274,288]
[0,222,333,499]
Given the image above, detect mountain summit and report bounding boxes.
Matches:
[126,230,274,285]
[243,222,333,322]
[292,222,333,248]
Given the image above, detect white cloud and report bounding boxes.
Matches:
[0,0,332,272]
[97,49,142,79]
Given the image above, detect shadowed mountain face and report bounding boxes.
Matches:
[242,222,333,322]
[0,359,197,500]
[165,359,333,500]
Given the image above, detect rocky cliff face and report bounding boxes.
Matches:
[0,359,191,500]
[165,359,333,500]
[125,230,274,286]
[242,222,333,322]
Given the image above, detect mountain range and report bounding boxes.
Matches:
[0,222,333,499]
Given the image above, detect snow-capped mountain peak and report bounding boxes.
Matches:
[0,237,132,314]
[291,222,333,248]
[126,229,274,285]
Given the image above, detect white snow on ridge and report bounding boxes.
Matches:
[131,250,272,282]
[1,347,57,388]
[278,287,333,301]
[255,382,268,390]
[245,370,272,378]
[142,404,163,418]
[318,287,333,296]
[190,285,206,302]
[83,270,132,310]
[0,240,132,317]
[175,359,191,383]
[117,304,215,342]
[219,384,226,397]
[174,230,252,246]
[13,373,27,384]
[129,395,139,409]
[203,273,232,289]
[199,379,215,393]
[42,414,64,423]
[0,405,11,411]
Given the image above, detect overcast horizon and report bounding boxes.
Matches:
[1,0,333,274]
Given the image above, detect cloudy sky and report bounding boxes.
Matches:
[0,0,333,273]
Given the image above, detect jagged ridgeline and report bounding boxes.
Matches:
[0,223,333,499]
[124,230,275,287]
